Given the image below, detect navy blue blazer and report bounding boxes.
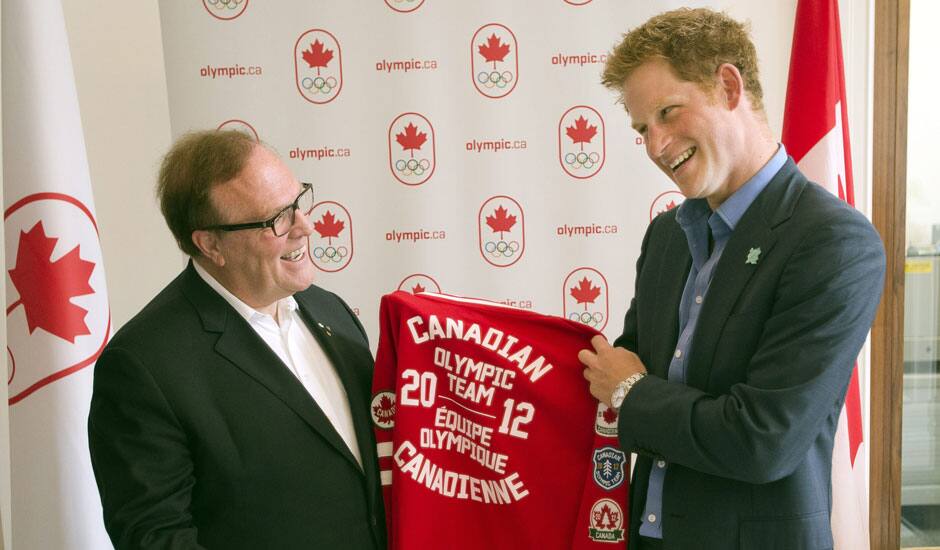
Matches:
[615,159,885,550]
[88,263,386,549]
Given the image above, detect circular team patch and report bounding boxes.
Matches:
[595,402,618,437]
[370,391,397,429]
[589,498,625,543]
[593,447,626,490]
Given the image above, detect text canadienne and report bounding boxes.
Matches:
[405,314,553,384]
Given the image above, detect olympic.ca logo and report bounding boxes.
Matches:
[559,105,606,179]
[295,29,343,104]
[478,196,525,268]
[471,24,518,99]
[388,113,436,186]
[563,267,609,330]
[309,201,353,272]
[202,0,248,20]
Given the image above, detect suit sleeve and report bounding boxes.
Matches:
[616,209,886,484]
[88,346,207,550]
[612,213,658,353]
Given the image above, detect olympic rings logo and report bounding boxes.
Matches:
[301,76,338,95]
[394,158,431,176]
[564,151,601,170]
[312,246,349,263]
[569,311,605,327]
[477,70,514,89]
[483,240,520,258]
[206,0,243,10]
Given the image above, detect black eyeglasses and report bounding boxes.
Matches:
[204,183,314,237]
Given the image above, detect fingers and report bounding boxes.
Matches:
[591,334,612,353]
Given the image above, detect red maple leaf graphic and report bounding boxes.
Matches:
[485,205,516,239]
[478,33,510,68]
[395,123,427,158]
[602,406,618,425]
[566,115,598,151]
[372,394,395,425]
[411,283,426,294]
[7,221,95,343]
[302,39,333,76]
[570,277,601,310]
[313,210,345,244]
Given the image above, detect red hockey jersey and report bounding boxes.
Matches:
[372,291,629,549]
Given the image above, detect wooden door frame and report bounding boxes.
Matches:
[870,0,909,546]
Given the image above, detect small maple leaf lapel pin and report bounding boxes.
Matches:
[317,321,333,337]
[745,247,762,265]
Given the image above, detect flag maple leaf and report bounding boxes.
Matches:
[372,394,395,425]
[478,33,510,68]
[314,210,345,244]
[570,277,601,310]
[566,115,598,151]
[302,39,333,75]
[395,123,427,158]
[485,205,516,239]
[411,283,426,294]
[602,406,618,425]
[7,221,95,343]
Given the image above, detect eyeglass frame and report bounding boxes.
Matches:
[201,182,314,237]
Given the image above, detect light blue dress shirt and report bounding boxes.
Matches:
[638,145,788,539]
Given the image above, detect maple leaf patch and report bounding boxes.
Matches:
[371,392,396,428]
[395,123,427,158]
[485,205,516,238]
[8,221,95,343]
[565,115,598,150]
[570,277,601,309]
[478,33,510,68]
[302,39,334,75]
[314,210,345,244]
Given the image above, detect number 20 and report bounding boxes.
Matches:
[400,369,436,407]
[498,398,534,439]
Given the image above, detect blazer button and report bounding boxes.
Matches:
[370,515,378,527]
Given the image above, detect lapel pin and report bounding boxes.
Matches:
[745,247,761,265]
[317,322,333,336]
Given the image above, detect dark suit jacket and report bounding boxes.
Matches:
[615,160,885,550]
[88,263,386,550]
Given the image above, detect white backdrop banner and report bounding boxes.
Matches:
[158,0,800,345]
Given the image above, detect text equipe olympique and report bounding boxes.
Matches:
[288,147,352,161]
[391,313,559,504]
[386,229,447,243]
[376,58,439,73]
[550,52,608,67]
[198,64,263,79]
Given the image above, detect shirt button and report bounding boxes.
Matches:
[657,460,666,468]
[695,295,703,304]
[674,349,682,358]
[647,513,657,523]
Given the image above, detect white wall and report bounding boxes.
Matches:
[61,0,179,331]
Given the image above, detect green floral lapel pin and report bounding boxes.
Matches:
[745,247,761,265]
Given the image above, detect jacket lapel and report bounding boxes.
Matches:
[296,303,379,485]
[181,264,364,475]
[686,160,805,390]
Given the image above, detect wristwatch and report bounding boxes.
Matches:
[610,372,646,410]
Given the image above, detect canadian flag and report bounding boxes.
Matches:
[3,0,113,548]
[782,1,868,549]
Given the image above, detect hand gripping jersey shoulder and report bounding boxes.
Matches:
[372,291,629,549]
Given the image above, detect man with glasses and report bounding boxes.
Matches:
[88,130,386,550]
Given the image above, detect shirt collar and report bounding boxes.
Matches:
[193,260,298,323]
[675,144,788,231]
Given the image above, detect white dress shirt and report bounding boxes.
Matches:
[194,262,362,467]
